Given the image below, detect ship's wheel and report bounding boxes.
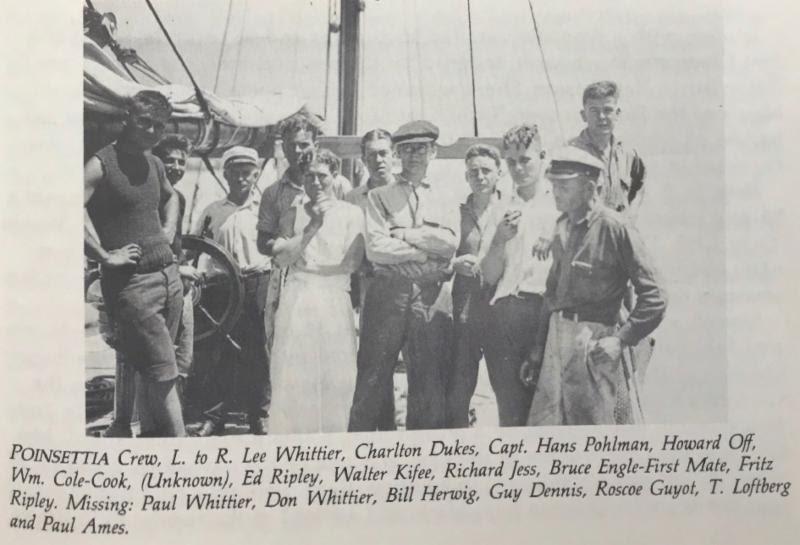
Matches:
[181,235,244,345]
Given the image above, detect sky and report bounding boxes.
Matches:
[89,0,725,424]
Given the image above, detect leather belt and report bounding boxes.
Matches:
[516,291,543,299]
[556,309,614,326]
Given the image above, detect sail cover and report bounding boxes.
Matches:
[84,36,307,156]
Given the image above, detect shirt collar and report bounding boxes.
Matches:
[396,173,430,189]
[280,169,304,191]
[577,128,618,157]
[461,189,501,209]
[568,203,602,227]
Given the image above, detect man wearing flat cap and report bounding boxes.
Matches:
[521,146,667,426]
[349,120,459,431]
[193,146,272,436]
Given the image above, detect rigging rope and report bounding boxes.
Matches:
[144,0,212,117]
[412,0,425,118]
[403,3,415,119]
[231,0,249,94]
[323,0,333,119]
[213,0,236,93]
[358,6,366,129]
[466,0,479,136]
[525,0,564,141]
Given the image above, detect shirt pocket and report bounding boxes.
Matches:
[569,259,616,302]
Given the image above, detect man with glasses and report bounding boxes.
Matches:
[348,120,459,431]
[193,146,272,436]
[84,90,185,437]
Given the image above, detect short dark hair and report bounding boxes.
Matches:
[152,134,191,160]
[502,124,542,152]
[360,128,393,155]
[582,80,619,104]
[465,143,501,168]
[278,109,324,142]
[312,148,340,176]
[128,90,171,120]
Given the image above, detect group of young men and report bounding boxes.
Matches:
[84,79,666,437]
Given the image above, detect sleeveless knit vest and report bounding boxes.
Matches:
[88,143,174,272]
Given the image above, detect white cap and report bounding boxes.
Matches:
[221,146,259,167]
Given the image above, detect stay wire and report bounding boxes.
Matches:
[231,0,249,94]
[213,0,235,94]
[144,0,212,117]
[526,0,564,142]
[323,0,333,119]
[466,0,479,136]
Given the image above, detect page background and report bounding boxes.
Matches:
[0,1,798,543]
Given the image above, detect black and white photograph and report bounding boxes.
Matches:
[82,0,724,437]
[3,1,799,543]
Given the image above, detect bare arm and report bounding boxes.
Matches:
[479,209,520,285]
[84,157,108,263]
[257,230,279,256]
[157,163,179,244]
[480,235,507,286]
[84,157,141,267]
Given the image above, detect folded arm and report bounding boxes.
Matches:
[365,191,427,264]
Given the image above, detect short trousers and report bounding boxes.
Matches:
[101,264,183,382]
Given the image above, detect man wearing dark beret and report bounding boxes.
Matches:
[349,120,459,431]
[521,147,667,426]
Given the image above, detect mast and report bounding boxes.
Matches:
[337,0,363,181]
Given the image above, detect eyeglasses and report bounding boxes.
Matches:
[396,142,432,155]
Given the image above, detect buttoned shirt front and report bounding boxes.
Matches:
[544,205,666,346]
[569,129,645,217]
[481,187,559,304]
[197,195,270,271]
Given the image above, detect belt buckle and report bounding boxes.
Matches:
[560,310,579,322]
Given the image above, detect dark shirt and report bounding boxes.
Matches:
[452,193,497,321]
[569,129,646,218]
[256,172,304,238]
[542,205,666,346]
[88,143,173,273]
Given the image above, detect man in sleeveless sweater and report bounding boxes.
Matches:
[84,91,186,437]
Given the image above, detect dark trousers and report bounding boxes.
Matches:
[349,273,453,431]
[357,274,397,431]
[483,294,544,427]
[197,272,271,425]
[446,276,492,428]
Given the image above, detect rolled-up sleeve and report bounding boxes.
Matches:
[615,223,667,346]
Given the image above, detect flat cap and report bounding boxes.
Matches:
[221,146,259,167]
[392,120,439,144]
[546,146,605,180]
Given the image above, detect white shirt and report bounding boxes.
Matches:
[480,187,559,305]
[197,195,271,271]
